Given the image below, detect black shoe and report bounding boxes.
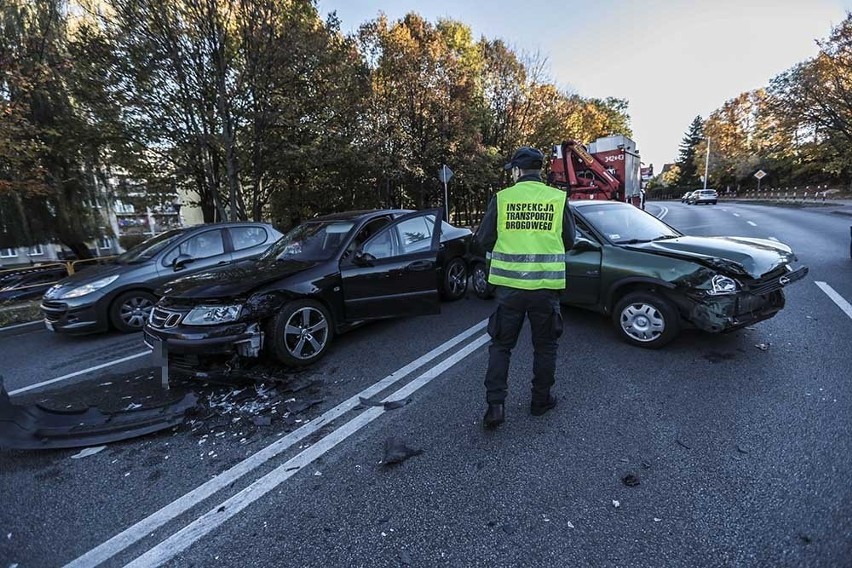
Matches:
[483,403,505,428]
[530,394,557,416]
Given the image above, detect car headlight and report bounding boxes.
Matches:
[183,304,242,326]
[708,274,740,295]
[59,275,120,299]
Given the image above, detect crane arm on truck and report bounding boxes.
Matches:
[550,140,622,200]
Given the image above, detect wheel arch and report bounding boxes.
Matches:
[605,278,677,315]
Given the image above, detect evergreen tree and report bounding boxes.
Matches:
[676,116,703,188]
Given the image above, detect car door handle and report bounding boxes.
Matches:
[406,260,432,271]
[217,261,228,265]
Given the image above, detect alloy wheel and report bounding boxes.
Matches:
[447,262,467,296]
[283,307,329,360]
[619,302,665,343]
[119,296,154,329]
[473,265,488,296]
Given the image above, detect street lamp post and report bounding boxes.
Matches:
[703,137,711,190]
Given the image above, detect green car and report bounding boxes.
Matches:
[469,201,808,349]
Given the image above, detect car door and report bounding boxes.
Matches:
[159,229,232,280]
[340,209,443,321]
[563,221,603,306]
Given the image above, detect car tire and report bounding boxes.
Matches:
[268,300,334,367]
[441,257,468,301]
[612,291,680,349]
[471,262,495,300]
[110,290,157,333]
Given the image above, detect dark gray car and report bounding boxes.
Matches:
[41,223,282,334]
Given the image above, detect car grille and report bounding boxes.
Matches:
[148,307,185,329]
[41,301,67,322]
[748,266,808,296]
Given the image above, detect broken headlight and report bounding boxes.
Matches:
[183,304,242,326]
[708,274,740,295]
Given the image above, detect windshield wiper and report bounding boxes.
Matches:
[652,235,680,241]
[615,238,651,245]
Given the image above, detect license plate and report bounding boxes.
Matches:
[45,320,54,332]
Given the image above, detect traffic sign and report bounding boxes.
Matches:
[438,165,453,184]
[754,169,767,180]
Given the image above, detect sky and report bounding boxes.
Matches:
[316,0,849,173]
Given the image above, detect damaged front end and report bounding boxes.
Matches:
[674,263,809,333]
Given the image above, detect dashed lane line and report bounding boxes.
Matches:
[815,282,852,321]
[733,213,741,217]
[65,318,488,568]
[747,221,758,227]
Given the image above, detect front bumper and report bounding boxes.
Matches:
[685,265,808,332]
[144,321,263,356]
[40,297,109,334]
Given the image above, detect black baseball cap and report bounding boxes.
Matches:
[504,147,545,170]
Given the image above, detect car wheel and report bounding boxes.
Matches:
[471,262,495,300]
[269,300,333,367]
[110,290,157,333]
[441,257,468,301]
[612,291,680,349]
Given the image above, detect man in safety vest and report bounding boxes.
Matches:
[477,147,576,428]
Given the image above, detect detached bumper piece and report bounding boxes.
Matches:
[0,379,197,450]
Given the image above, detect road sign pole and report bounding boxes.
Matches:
[442,165,450,221]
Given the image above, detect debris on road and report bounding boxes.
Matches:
[654,518,662,522]
[622,474,641,487]
[567,521,575,529]
[676,438,692,450]
[383,438,423,466]
[358,395,411,411]
[754,342,771,351]
[736,444,750,454]
[612,500,620,508]
[70,446,107,459]
[0,377,198,450]
[286,398,323,415]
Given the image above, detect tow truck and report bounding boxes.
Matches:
[548,135,643,207]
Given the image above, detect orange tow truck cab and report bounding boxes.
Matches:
[549,135,643,207]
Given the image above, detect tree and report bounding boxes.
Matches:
[675,116,703,188]
[0,0,107,257]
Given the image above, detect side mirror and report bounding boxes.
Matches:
[173,254,196,270]
[572,238,601,252]
[352,250,372,266]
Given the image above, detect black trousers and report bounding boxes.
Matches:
[484,287,563,404]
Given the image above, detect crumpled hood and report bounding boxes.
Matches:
[161,259,319,300]
[627,236,796,278]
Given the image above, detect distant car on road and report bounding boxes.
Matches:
[469,201,807,348]
[689,189,718,205]
[144,209,471,371]
[41,223,282,334]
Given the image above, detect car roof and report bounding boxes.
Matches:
[311,209,411,222]
[569,200,634,208]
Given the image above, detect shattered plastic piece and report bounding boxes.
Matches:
[383,438,423,466]
[676,438,692,450]
[0,378,198,450]
[736,444,750,454]
[654,518,662,522]
[622,474,640,487]
[124,403,143,411]
[567,521,575,529]
[70,446,107,459]
[382,399,410,410]
[314,470,322,476]
[612,500,620,508]
[286,399,323,415]
[754,342,771,351]
[358,396,411,411]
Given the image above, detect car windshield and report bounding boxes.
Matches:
[580,203,681,244]
[116,230,184,264]
[262,220,356,261]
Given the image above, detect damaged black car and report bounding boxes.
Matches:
[144,209,471,372]
[469,201,808,348]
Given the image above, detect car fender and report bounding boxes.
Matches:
[606,277,677,313]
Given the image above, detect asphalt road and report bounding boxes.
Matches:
[1,201,850,567]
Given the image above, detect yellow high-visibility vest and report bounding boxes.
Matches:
[488,181,567,290]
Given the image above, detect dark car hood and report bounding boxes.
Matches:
[161,259,320,300]
[43,262,146,299]
[626,236,796,278]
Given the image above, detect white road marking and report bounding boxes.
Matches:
[66,319,488,568]
[747,221,758,227]
[124,333,491,568]
[655,206,669,220]
[9,352,150,396]
[815,281,852,321]
[733,213,741,217]
[0,320,42,332]
[768,237,780,242]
